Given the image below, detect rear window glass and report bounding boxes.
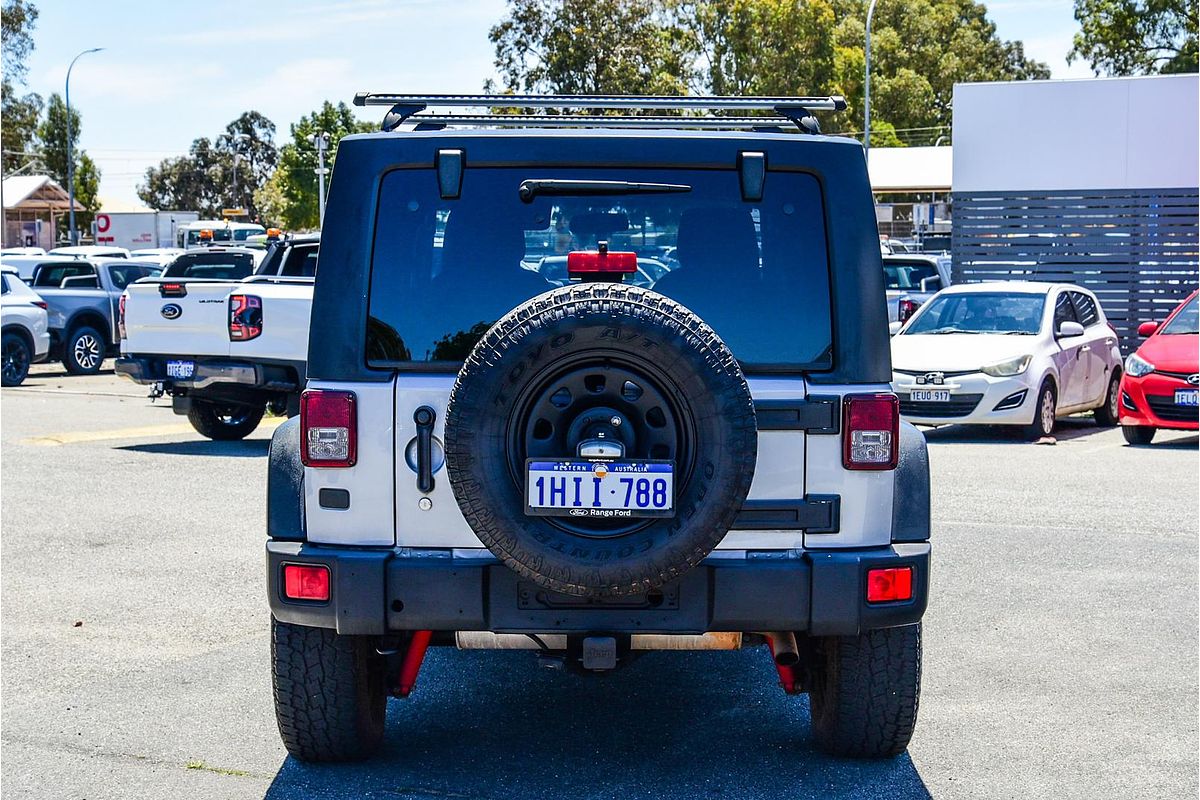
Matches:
[883,259,940,290]
[281,245,319,277]
[107,264,159,289]
[163,252,255,280]
[33,262,94,287]
[1070,291,1100,326]
[367,167,832,369]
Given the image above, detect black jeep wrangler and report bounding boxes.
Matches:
[266,93,931,762]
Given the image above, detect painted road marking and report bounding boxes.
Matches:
[20,416,287,447]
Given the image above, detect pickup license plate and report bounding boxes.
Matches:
[166,360,195,380]
[526,460,674,519]
[910,390,951,402]
[1175,389,1198,406]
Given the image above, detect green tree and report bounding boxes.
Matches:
[488,0,691,96]
[1068,0,1198,75]
[266,101,373,230]
[138,112,278,218]
[37,93,100,235]
[2,0,43,174]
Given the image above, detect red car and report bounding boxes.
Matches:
[1119,291,1199,444]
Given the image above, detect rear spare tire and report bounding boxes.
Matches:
[444,282,757,597]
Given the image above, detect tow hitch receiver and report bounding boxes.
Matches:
[581,636,618,670]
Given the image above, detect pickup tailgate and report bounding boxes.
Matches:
[122,279,237,357]
[230,277,313,363]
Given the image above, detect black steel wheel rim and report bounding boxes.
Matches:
[507,353,697,538]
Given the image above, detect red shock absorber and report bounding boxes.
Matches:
[395,630,433,697]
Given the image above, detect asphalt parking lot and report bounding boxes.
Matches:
[1,364,1196,800]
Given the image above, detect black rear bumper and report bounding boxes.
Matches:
[266,541,929,637]
[116,355,304,392]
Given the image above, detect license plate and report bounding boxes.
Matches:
[1175,389,1198,406]
[165,359,195,380]
[526,460,674,519]
[910,390,951,402]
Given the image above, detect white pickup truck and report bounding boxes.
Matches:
[116,236,319,439]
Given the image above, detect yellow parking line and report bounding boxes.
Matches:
[20,415,287,447]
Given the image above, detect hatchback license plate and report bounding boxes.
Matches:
[1175,389,1198,406]
[166,359,195,380]
[526,460,674,519]
[911,389,951,402]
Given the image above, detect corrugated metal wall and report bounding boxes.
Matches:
[951,187,1199,353]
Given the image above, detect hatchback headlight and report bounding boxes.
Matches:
[981,354,1032,377]
[1125,353,1155,377]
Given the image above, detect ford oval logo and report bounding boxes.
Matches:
[1189,374,1199,385]
[160,303,182,320]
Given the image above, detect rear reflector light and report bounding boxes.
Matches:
[843,393,899,470]
[567,249,638,277]
[229,294,262,341]
[118,294,127,339]
[159,282,187,298]
[867,566,913,603]
[898,298,919,323]
[283,564,330,601]
[301,390,357,467]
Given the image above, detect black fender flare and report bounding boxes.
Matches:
[267,416,305,540]
[891,420,930,542]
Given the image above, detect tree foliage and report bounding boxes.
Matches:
[37,93,100,232]
[1068,0,1198,75]
[1,0,42,174]
[489,0,1050,143]
[139,112,278,218]
[258,101,373,230]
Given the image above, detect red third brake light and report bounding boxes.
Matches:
[283,564,330,601]
[867,566,913,603]
[229,294,263,341]
[843,393,899,470]
[301,390,357,467]
[567,249,638,278]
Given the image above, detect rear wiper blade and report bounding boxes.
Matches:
[519,179,691,203]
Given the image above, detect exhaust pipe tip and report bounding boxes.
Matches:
[774,650,800,667]
[764,631,799,666]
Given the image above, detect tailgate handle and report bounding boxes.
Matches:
[414,406,436,493]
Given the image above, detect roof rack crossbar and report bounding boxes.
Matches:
[399,114,801,131]
[355,92,847,113]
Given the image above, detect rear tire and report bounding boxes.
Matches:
[1025,380,1056,440]
[186,399,264,440]
[2,332,32,386]
[62,325,105,375]
[1122,425,1156,445]
[1094,373,1120,427]
[809,624,922,758]
[271,618,387,762]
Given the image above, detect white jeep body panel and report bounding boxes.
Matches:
[301,375,895,551]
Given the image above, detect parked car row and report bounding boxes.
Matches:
[889,282,1198,443]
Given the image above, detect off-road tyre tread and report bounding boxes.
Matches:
[186,400,264,440]
[445,282,757,598]
[271,618,386,762]
[810,624,922,758]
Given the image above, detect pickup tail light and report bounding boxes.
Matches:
[118,294,127,339]
[229,294,263,341]
[283,564,330,601]
[897,298,919,323]
[843,393,899,470]
[301,390,357,467]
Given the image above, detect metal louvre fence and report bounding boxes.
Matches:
[951,188,1199,353]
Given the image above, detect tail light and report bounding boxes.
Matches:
[301,390,357,467]
[897,298,918,323]
[32,300,48,310]
[118,294,127,339]
[843,393,899,470]
[866,566,913,603]
[283,564,330,601]
[229,294,262,341]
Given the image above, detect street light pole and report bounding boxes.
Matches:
[66,47,104,246]
[864,0,878,156]
[311,131,330,228]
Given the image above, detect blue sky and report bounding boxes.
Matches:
[20,0,1092,205]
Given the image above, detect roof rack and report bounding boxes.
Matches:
[352,93,847,134]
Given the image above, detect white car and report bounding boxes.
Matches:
[47,245,131,259]
[1,269,51,386]
[129,247,186,267]
[890,282,1123,438]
